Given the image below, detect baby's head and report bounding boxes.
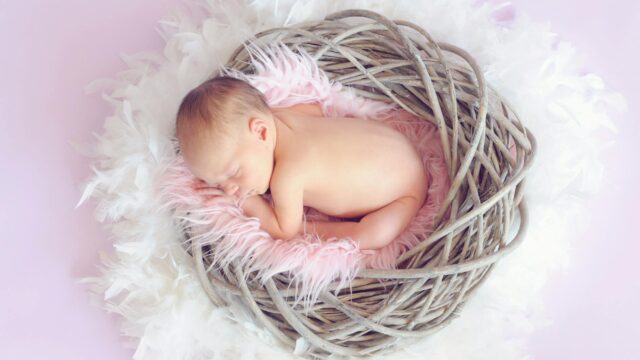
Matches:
[176,76,276,199]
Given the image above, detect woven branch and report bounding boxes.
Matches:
[188,9,536,359]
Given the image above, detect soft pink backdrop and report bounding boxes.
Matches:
[1,0,637,358]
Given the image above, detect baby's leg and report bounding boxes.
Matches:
[354,196,421,249]
[301,220,360,242]
[303,196,421,250]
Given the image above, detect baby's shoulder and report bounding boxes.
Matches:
[272,155,306,182]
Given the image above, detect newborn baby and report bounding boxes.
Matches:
[176,76,428,250]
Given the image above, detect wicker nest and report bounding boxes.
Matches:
[187,9,536,359]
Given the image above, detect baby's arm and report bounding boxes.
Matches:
[241,164,304,240]
[240,196,287,237]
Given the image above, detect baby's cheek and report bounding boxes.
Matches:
[245,172,258,186]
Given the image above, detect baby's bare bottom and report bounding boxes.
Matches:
[301,196,422,250]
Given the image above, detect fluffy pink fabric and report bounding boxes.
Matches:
[159,42,451,307]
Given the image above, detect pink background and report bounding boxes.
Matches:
[1,0,637,359]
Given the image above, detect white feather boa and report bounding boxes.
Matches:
[76,0,625,358]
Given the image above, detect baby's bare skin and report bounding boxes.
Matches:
[274,104,427,217]
[189,102,429,250]
[268,103,428,249]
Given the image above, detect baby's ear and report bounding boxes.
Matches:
[249,117,268,140]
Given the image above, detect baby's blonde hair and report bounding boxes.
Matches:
[176,76,271,153]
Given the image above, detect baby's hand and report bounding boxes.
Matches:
[192,179,236,206]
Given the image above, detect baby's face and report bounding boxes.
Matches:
[184,119,275,199]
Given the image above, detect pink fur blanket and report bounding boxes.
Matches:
[159,42,451,305]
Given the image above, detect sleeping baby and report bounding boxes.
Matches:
[175,76,428,250]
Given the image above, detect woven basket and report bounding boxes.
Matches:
[187,9,536,358]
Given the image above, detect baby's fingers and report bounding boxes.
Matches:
[192,179,219,190]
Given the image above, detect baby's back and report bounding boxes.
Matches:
[276,107,428,219]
